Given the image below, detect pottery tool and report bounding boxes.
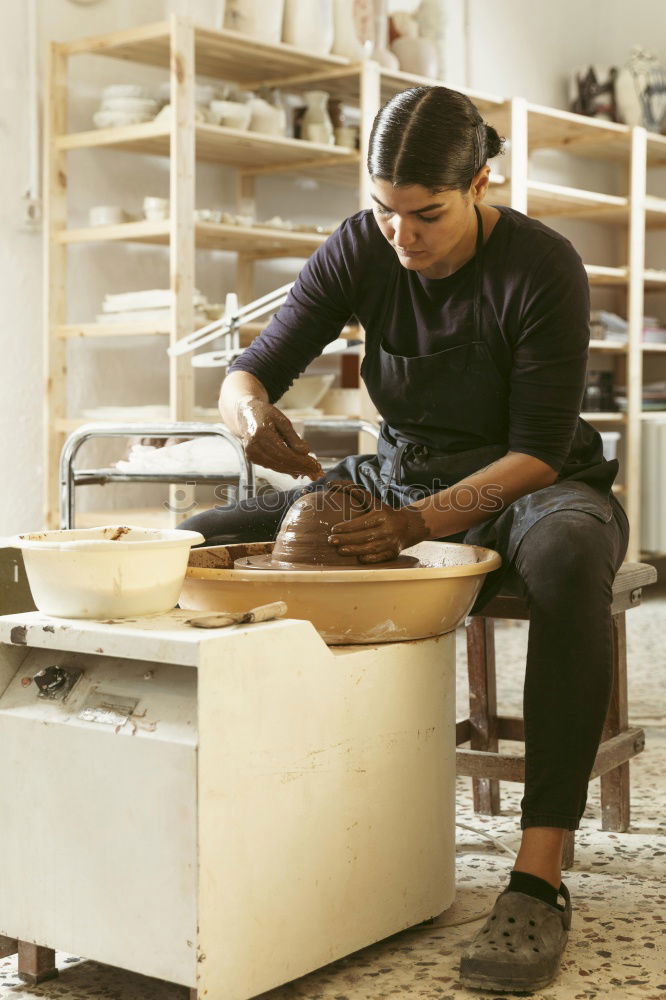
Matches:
[185,601,287,629]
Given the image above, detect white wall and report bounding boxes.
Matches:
[1,0,665,532]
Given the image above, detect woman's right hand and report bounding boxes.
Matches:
[235,397,324,480]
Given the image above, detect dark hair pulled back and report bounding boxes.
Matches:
[367,86,504,192]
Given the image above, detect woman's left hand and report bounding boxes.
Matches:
[328,502,428,564]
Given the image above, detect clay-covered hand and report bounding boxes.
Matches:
[235,398,324,480]
[328,501,428,564]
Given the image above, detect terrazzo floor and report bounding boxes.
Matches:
[1,581,664,1000]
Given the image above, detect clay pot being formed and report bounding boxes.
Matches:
[271,481,375,568]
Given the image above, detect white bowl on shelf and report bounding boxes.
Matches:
[93,109,155,129]
[88,205,126,227]
[643,328,666,344]
[102,84,148,100]
[209,100,252,130]
[143,196,170,221]
[278,374,335,410]
[101,97,158,114]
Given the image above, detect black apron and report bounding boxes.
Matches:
[319,206,620,607]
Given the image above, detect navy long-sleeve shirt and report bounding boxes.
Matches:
[229,205,593,474]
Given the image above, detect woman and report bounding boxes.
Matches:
[181,86,628,992]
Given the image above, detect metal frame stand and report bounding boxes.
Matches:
[59,423,255,530]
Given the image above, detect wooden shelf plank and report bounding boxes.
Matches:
[581,412,627,422]
[489,104,666,166]
[58,121,359,172]
[642,342,666,353]
[59,19,505,113]
[57,218,328,256]
[54,320,361,343]
[645,195,666,229]
[646,131,666,168]
[55,323,170,339]
[526,105,631,160]
[589,339,627,353]
[644,268,666,289]
[585,265,628,286]
[61,20,351,81]
[527,180,628,221]
[492,179,629,222]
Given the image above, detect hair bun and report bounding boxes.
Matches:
[484,123,505,161]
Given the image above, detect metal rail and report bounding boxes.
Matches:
[59,422,255,529]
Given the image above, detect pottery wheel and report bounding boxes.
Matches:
[235,554,421,572]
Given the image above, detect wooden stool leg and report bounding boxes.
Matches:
[561,830,576,871]
[0,936,18,958]
[466,617,500,814]
[600,613,631,831]
[17,942,58,985]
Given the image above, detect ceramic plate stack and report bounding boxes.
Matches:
[93,84,158,129]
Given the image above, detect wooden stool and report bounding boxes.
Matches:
[0,938,58,985]
[456,561,657,868]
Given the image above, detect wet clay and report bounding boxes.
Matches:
[271,481,380,569]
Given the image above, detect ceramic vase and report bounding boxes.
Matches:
[331,0,365,59]
[353,0,374,55]
[369,0,399,70]
[615,46,666,132]
[416,0,446,79]
[301,90,335,145]
[247,96,287,136]
[282,0,334,54]
[391,35,438,78]
[224,0,285,44]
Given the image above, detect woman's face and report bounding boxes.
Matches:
[370,173,488,277]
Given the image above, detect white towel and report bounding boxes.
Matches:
[115,437,311,493]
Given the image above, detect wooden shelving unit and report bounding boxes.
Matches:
[498,99,666,560]
[58,218,330,257]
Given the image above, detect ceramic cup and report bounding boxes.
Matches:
[89,205,126,227]
[209,99,252,130]
[334,125,358,149]
[143,196,170,221]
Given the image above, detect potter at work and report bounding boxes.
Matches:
[180,86,629,993]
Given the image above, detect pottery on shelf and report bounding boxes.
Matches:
[209,99,252,129]
[391,35,438,78]
[224,0,285,44]
[368,0,399,70]
[301,90,335,144]
[334,124,358,149]
[416,0,446,79]
[615,46,666,132]
[271,481,376,568]
[247,96,287,136]
[282,0,334,54]
[331,0,365,59]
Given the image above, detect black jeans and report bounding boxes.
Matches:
[180,492,629,831]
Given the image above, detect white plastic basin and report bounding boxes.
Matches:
[8,525,204,619]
